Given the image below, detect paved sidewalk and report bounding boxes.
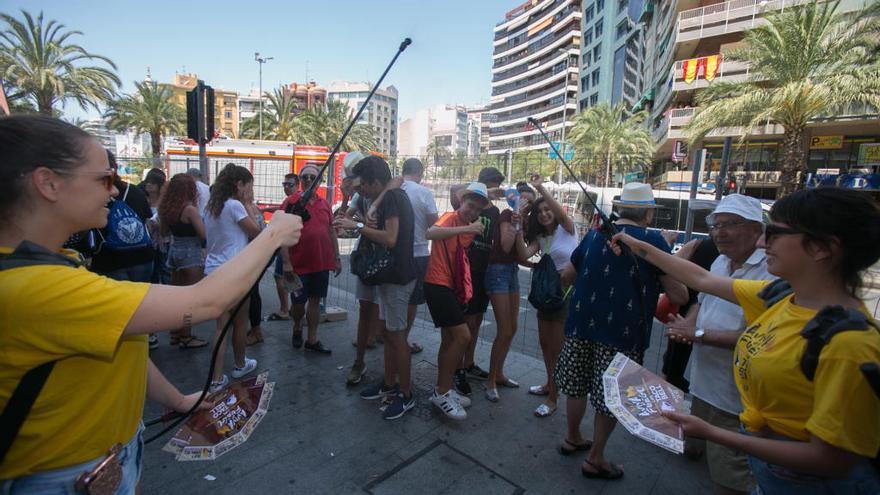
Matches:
[142,273,711,494]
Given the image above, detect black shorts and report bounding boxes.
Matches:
[464,270,490,316]
[290,271,330,305]
[424,283,465,328]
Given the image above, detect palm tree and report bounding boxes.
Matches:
[293,99,376,151]
[239,86,298,140]
[0,10,120,115]
[104,80,185,158]
[685,0,880,197]
[425,138,451,169]
[568,102,654,187]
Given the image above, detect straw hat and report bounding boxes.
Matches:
[612,182,657,208]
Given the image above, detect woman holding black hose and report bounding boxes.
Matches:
[611,187,880,493]
[0,115,302,494]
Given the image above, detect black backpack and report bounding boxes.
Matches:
[0,241,79,466]
[528,254,565,313]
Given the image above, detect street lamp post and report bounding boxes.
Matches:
[557,49,571,185]
[254,52,273,140]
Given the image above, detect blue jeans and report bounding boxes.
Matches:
[0,424,144,495]
[484,263,519,295]
[742,428,880,494]
[103,262,153,283]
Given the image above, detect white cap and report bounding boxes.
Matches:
[707,194,764,224]
[343,151,368,176]
[459,182,489,204]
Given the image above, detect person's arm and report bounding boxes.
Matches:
[532,176,575,235]
[124,211,302,335]
[358,216,399,248]
[612,232,737,303]
[674,238,701,260]
[146,359,210,413]
[513,231,540,262]
[659,274,689,306]
[499,215,516,254]
[664,412,863,478]
[260,205,280,214]
[182,205,206,241]
[426,220,482,240]
[366,177,403,220]
[329,223,342,276]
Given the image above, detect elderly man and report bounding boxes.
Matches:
[664,194,774,495]
[554,182,688,480]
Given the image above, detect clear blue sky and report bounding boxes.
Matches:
[6,0,515,121]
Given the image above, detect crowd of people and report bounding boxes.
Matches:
[1,114,879,494]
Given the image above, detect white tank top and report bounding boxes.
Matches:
[539,226,579,271]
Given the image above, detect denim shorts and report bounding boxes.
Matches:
[742,428,880,494]
[0,423,144,495]
[166,236,203,271]
[485,263,519,295]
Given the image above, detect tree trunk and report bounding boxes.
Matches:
[37,94,54,116]
[151,131,162,167]
[777,126,806,198]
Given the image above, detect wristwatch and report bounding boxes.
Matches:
[694,329,705,343]
[355,222,365,231]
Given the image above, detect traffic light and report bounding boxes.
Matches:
[723,176,737,195]
[186,89,199,142]
[185,81,214,144]
[205,86,215,140]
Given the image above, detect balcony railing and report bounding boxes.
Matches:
[491,96,576,126]
[677,0,811,43]
[493,51,569,86]
[672,57,754,91]
[493,4,580,54]
[493,25,579,70]
[491,78,575,112]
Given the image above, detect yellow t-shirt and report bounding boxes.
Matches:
[0,248,150,478]
[732,279,880,457]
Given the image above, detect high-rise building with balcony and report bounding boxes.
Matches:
[579,0,647,111]
[328,81,398,156]
[489,0,582,155]
[641,0,878,197]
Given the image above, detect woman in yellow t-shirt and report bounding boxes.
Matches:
[0,115,302,494]
[612,187,880,493]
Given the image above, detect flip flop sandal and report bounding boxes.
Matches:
[558,438,593,456]
[352,339,377,349]
[496,378,520,388]
[528,385,550,396]
[533,403,557,418]
[267,312,290,321]
[178,337,208,349]
[409,342,423,354]
[581,460,624,480]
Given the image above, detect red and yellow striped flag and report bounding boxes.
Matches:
[683,59,699,84]
[704,55,721,81]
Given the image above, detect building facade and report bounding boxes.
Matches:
[578,0,646,111]
[397,104,469,158]
[327,81,398,156]
[466,105,491,156]
[163,73,239,139]
[641,0,878,197]
[489,0,582,155]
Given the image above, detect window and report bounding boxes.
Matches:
[592,69,601,87]
[593,43,602,62]
[581,75,589,92]
[595,19,604,37]
[618,0,627,13]
[597,0,605,11]
[616,20,628,40]
[583,31,593,46]
[581,51,592,66]
[224,111,232,119]
[590,94,599,106]
[584,5,594,23]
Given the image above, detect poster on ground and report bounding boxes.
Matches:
[603,353,689,454]
[163,372,274,461]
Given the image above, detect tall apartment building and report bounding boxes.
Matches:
[578,0,646,110]
[489,0,582,155]
[328,81,398,156]
[466,105,492,156]
[163,73,239,138]
[397,104,469,158]
[642,0,878,197]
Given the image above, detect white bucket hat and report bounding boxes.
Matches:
[459,182,490,205]
[707,194,764,224]
[612,182,657,208]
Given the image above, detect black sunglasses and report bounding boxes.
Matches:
[300,174,317,182]
[282,181,297,187]
[763,224,804,242]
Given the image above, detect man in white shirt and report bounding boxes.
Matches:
[399,158,438,354]
[187,168,211,217]
[665,194,774,495]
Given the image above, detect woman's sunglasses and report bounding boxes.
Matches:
[54,168,117,191]
[300,174,317,182]
[763,224,804,242]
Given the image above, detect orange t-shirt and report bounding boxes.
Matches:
[424,211,476,289]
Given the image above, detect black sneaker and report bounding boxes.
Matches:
[304,340,331,354]
[291,332,303,349]
[382,393,415,420]
[453,368,472,396]
[360,381,398,400]
[466,364,489,380]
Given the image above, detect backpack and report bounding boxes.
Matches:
[528,254,565,313]
[101,184,151,251]
[440,235,472,305]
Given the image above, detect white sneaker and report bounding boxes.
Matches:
[231,357,257,378]
[431,389,467,420]
[209,374,229,393]
[449,389,472,408]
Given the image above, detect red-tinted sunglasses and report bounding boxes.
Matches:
[55,168,117,191]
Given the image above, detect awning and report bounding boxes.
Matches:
[630,88,656,113]
[638,1,655,24]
